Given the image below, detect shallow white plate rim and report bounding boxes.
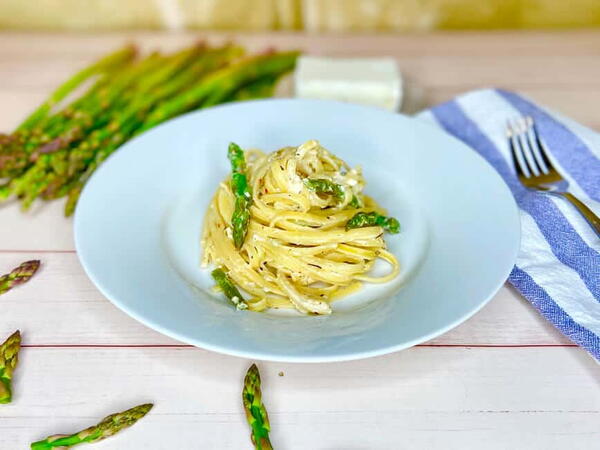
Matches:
[75,98,520,363]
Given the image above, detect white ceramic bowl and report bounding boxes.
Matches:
[75,99,520,362]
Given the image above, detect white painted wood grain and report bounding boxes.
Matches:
[0,252,570,346]
[0,31,598,450]
[2,31,600,132]
[2,347,598,449]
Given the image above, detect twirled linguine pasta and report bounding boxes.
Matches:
[202,140,399,315]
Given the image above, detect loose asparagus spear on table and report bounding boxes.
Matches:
[212,268,249,310]
[0,330,21,404]
[346,211,400,234]
[30,403,153,449]
[228,142,252,249]
[0,260,40,295]
[243,364,273,450]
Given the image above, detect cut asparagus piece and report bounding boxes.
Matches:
[30,403,153,449]
[243,364,273,450]
[0,260,40,295]
[228,142,252,249]
[304,178,345,200]
[211,268,248,310]
[348,195,362,208]
[0,330,21,404]
[346,211,400,234]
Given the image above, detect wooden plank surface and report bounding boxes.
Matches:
[0,252,571,346]
[0,31,598,449]
[4,347,599,450]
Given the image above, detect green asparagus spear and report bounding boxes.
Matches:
[228,75,278,102]
[228,141,246,173]
[304,178,345,201]
[0,330,21,404]
[1,44,296,214]
[18,45,136,132]
[211,268,248,310]
[30,403,153,449]
[228,142,252,249]
[243,364,273,450]
[346,211,400,234]
[348,195,362,208]
[0,260,40,295]
[14,53,170,208]
[141,51,299,129]
[54,46,243,215]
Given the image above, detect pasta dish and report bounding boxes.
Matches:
[202,140,400,315]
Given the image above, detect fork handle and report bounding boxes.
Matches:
[560,192,600,238]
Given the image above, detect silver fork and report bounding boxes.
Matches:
[507,116,600,237]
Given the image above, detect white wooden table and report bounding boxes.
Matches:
[1,31,599,449]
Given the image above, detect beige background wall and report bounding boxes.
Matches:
[0,0,599,31]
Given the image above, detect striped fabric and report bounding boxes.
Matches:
[418,89,600,361]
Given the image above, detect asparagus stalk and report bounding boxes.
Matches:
[228,142,252,249]
[141,51,299,130]
[18,45,136,132]
[349,195,362,208]
[211,268,248,310]
[346,211,400,234]
[1,44,296,214]
[228,75,278,102]
[304,178,345,201]
[13,53,169,207]
[0,330,21,404]
[30,403,153,449]
[0,260,40,295]
[68,46,241,172]
[243,364,273,450]
[54,46,243,215]
[2,54,165,204]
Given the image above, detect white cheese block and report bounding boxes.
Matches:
[294,56,402,111]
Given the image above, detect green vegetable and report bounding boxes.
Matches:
[349,195,362,208]
[0,330,21,404]
[141,51,299,130]
[304,178,344,200]
[0,260,40,295]
[243,364,273,450]
[18,45,136,132]
[228,76,279,102]
[211,268,249,310]
[0,45,298,216]
[346,211,400,234]
[228,142,252,249]
[30,403,153,449]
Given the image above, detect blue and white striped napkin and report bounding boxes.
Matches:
[418,89,600,361]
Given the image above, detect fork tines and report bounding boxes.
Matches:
[507,116,557,180]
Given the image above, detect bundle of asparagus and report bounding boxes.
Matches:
[0,43,298,216]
